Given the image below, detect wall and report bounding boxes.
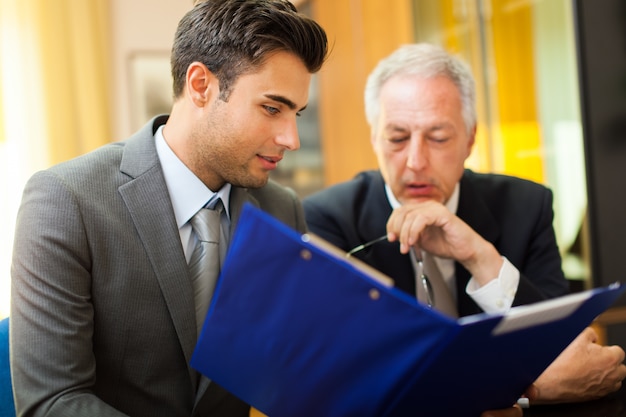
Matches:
[109,0,192,140]
[575,0,626,347]
[108,0,413,183]
[313,0,414,185]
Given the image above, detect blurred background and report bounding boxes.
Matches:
[0,0,623,334]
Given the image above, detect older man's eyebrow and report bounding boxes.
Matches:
[426,123,455,132]
[384,123,409,133]
[265,94,307,112]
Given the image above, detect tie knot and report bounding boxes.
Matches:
[206,197,223,211]
[190,205,222,243]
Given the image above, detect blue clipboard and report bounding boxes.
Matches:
[191,203,625,417]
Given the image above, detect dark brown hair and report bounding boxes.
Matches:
[171,0,328,100]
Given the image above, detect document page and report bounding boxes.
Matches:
[492,290,592,335]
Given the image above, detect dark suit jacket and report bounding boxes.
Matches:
[303,169,569,317]
[10,116,307,417]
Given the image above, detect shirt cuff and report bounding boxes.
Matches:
[466,257,519,314]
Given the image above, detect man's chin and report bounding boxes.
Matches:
[233,175,270,189]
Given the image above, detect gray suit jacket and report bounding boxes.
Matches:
[10,115,307,416]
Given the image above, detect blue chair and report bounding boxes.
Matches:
[0,317,15,417]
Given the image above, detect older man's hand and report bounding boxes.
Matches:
[533,326,626,404]
[386,201,503,286]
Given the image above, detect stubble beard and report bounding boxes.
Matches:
[199,108,271,190]
[209,150,271,190]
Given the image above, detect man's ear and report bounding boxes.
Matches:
[186,62,218,107]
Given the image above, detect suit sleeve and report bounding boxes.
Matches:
[10,171,128,417]
[302,195,353,251]
[248,181,308,234]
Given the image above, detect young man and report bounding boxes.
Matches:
[10,1,327,416]
[304,43,626,405]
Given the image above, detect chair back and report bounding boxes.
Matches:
[0,317,15,417]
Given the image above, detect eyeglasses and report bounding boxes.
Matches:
[345,234,388,257]
[345,235,434,308]
[410,247,435,308]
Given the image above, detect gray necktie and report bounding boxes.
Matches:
[411,249,458,318]
[188,199,223,337]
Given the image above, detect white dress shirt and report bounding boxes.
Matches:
[154,125,231,263]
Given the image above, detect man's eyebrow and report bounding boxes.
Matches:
[384,123,408,132]
[426,123,455,132]
[265,94,307,112]
[383,122,454,134]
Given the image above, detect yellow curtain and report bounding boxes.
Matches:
[0,0,112,319]
[414,0,544,184]
[34,0,113,163]
[315,0,414,185]
[0,55,3,145]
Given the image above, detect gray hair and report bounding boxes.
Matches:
[364,43,476,134]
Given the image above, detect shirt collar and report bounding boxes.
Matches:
[155,125,232,228]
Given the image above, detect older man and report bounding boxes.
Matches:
[304,42,626,405]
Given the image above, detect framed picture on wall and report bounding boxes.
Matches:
[128,51,172,132]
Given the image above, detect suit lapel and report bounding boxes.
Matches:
[117,117,198,383]
[358,172,416,295]
[358,172,392,243]
[117,118,263,410]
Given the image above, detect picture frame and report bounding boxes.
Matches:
[128,51,172,131]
